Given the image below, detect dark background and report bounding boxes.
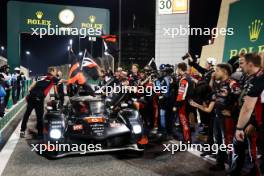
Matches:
[0,0,221,75]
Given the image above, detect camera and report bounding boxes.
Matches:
[182,53,190,60]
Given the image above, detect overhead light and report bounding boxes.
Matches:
[1,46,4,50]
[79,52,83,56]
[26,51,30,55]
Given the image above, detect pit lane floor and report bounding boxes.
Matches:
[0,112,226,176]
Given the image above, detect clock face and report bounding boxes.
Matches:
[58,9,75,25]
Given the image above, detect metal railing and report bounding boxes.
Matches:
[0,80,32,131]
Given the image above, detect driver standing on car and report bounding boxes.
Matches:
[20,67,65,138]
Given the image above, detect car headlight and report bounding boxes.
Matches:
[132,125,142,134]
[49,129,62,139]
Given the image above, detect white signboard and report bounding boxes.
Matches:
[155,0,189,66]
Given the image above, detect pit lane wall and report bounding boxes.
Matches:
[0,80,32,151]
[200,0,264,66]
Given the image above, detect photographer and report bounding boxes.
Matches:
[185,53,216,135]
[184,53,215,83]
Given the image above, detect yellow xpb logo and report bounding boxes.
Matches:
[35,11,44,19]
[248,19,263,42]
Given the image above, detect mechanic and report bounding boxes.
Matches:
[209,63,240,171]
[187,54,216,135]
[141,65,159,134]
[20,67,66,138]
[189,86,215,157]
[174,62,194,143]
[55,70,65,108]
[232,53,264,175]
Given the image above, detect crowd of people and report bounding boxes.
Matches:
[0,64,26,117]
[98,52,264,175]
[18,52,264,175]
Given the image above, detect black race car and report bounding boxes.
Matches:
[41,94,146,158]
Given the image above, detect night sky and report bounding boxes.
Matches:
[0,0,221,75]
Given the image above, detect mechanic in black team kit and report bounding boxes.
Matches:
[20,67,65,138]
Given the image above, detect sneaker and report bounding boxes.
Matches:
[20,131,25,138]
[209,164,225,171]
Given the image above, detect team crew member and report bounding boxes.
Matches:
[235,53,264,175]
[174,62,194,143]
[187,53,216,83]
[189,90,215,157]
[128,64,140,86]
[55,70,65,108]
[209,63,240,171]
[20,67,64,138]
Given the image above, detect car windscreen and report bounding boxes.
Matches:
[89,101,105,115]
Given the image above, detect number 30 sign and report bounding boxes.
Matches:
[158,0,188,15]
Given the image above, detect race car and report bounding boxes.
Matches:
[41,94,146,158]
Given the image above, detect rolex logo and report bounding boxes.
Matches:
[248,19,263,42]
[36,11,44,19]
[89,15,96,23]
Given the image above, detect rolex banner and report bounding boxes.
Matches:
[7,1,110,70]
[223,0,264,62]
